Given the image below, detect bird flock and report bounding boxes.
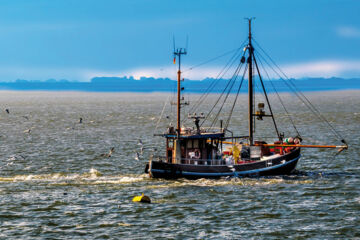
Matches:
[3,108,146,163]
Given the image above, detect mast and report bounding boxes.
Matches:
[174,48,187,137]
[247,18,254,145]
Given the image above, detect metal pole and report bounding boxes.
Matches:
[248,19,254,145]
[177,53,181,137]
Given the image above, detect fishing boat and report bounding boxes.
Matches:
[145,19,347,179]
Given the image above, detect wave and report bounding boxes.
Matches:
[0,168,149,185]
[146,177,313,189]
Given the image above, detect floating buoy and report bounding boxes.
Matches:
[132,193,151,203]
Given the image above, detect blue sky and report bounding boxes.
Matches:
[0,0,359,81]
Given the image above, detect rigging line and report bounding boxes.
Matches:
[255,52,301,137]
[209,60,245,128]
[154,95,170,134]
[185,40,249,115]
[201,60,244,128]
[253,49,331,127]
[224,64,247,130]
[253,54,281,139]
[186,46,245,117]
[256,51,343,141]
[210,72,240,128]
[191,47,246,112]
[170,75,177,125]
[255,51,328,129]
[183,50,244,127]
[183,47,240,72]
[254,80,266,98]
[208,58,246,126]
[183,37,248,73]
[253,40,345,141]
[287,79,344,139]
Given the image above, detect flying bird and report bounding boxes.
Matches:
[100,147,115,158]
[135,152,140,161]
[23,129,31,134]
[140,145,144,155]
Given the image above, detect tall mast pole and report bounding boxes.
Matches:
[247,18,254,145]
[177,51,181,138]
[174,48,187,138]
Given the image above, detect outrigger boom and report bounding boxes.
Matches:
[255,143,348,149]
[221,141,347,149]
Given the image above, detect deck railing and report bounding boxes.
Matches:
[151,155,228,166]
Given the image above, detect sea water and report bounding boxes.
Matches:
[0,90,359,239]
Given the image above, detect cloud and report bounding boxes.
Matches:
[116,60,360,80]
[87,66,229,80]
[281,60,360,78]
[336,26,360,38]
[126,66,225,80]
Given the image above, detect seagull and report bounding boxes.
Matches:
[8,155,26,161]
[140,145,144,155]
[100,147,115,158]
[135,152,140,161]
[137,139,143,146]
[22,116,29,120]
[23,129,31,134]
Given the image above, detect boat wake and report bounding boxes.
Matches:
[0,168,149,185]
[146,176,314,189]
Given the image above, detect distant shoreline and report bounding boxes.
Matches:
[0,76,359,93]
[0,89,359,95]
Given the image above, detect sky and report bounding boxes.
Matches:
[0,0,359,81]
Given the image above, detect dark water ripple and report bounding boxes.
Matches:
[0,91,359,239]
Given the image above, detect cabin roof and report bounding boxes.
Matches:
[164,132,224,139]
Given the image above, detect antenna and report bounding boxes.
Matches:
[244,17,256,21]
[244,17,256,40]
[172,39,187,137]
[173,35,176,53]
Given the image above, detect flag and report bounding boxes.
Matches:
[173,57,176,64]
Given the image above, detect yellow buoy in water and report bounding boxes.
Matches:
[132,193,151,203]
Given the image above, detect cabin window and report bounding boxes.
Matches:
[193,139,199,148]
[187,140,192,149]
[168,139,174,148]
[184,139,203,149]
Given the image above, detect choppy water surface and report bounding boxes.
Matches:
[0,91,359,239]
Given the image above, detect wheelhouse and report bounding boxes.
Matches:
[164,132,224,165]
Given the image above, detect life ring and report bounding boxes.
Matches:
[194,149,201,159]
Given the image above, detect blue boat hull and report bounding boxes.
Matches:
[145,148,301,179]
